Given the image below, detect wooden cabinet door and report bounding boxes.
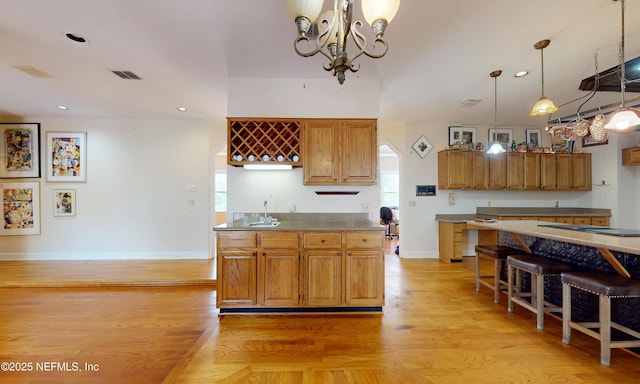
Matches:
[523,153,541,189]
[217,251,257,307]
[302,251,343,306]
[260,250,299,307]
[488,153,507,189]
[345,250,384,306]
[472,152,490,190]
[341,120,377,185]
[303,120,340,185]
[540,153,557,190]
[622,147,640,165]
[438,150,472,189]
[572,153,592,190]
[556,154,573,190]
[506,153,524,190]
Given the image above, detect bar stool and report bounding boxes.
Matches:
[475,245,526,304]
[561,272,640,366]
[507,254,573,330]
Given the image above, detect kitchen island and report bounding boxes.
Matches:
[471,219,640,337]
[214,213,385,315]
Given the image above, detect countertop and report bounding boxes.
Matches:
[435,207,611,223]
[213,212,385,232]
[469,219,640,255]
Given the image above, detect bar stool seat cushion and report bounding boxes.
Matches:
[475,245,523,259]
[561,272,640,298]
[507,254,573,275]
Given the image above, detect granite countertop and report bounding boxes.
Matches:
[214,212,385,232]
[436,207,611,222]
[470,219,640,255]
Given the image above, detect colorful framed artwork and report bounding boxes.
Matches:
[46,131,86,182]
[526,129,542,146]
[0,123,41,178]
[582,136,608,147]
[1,181,40,235]
[488,128,513,149]
[412,135,433,158]
[53,189,76,217]
[448,126,476,146]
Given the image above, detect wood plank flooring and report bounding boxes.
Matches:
[1,239,640,383]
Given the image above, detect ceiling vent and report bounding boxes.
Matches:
[111,70,142,80]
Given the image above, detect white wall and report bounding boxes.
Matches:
[0,117,213,260]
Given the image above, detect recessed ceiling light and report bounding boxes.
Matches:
[515,71,529,78]
[56,105,69,110]
[177,107,188,112]
[65,33,87,43]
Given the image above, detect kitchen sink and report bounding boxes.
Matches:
[246,221,281,227]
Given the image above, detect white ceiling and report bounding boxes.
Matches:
[1,0,639,127]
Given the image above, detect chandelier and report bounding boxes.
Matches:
[286,0,400,84]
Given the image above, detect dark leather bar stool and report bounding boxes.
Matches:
[507,254,572,330]
[475,245,526,304]
[561,272,640,366]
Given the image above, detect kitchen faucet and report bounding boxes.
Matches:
[264,200,268,221]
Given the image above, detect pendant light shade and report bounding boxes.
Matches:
[361,0,401,26]
[530,39,558,116]
[604,0,640,132]
[487,70,506,154]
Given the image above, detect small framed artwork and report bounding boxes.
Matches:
[526,129,541,146]
[582,136,608,147]
[412,135,433,158]
[46,131,86,182]
[488,128,513,149]
[1,181,40,235]
[448,126,476,146]
[0,123,41,178]
[53,189,76,217]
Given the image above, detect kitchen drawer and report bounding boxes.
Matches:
[573,217,591,225]
[591,217,609,226]
[218,232,257,248]
[556,217,574,224]
[345,232,384,249]
[303,232,342,248]
[260,232,299,249]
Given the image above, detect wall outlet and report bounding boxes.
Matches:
[361,202,370,212]
[448,193,456,205]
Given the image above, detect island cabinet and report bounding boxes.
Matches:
[216,229,384,313]
[344,232,385,306]
[216,232,258,307]
[301,232,343,306]
[259,232,300,307]
[302,119,377,186]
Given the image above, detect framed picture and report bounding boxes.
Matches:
[582,136,608,147]
[0,123,41,178]
[1,181,40,235]
[488,128,513,149]
[46,132,86,182]
[526,129,541,146]
[449,126,476,146]
[412,135,433,158]
[53,189,76,217]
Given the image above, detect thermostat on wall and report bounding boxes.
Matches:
[416,185,436,196]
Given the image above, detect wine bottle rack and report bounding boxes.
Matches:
[227,118,302,166]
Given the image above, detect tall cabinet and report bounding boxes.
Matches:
[303,119,377,185]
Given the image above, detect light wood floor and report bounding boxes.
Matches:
[2,240,640,383]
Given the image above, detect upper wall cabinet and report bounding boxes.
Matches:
[622,147,640,166]
[227,118,302,167]
[437,150,591,191]
[303,119,377,186]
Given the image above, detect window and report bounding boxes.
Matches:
[214,171,227,212]
[381,172,399,208]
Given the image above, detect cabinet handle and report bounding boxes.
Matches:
[362,239,367,243]
[321,239,325,243]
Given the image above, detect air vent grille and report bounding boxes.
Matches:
[111,70,142,80]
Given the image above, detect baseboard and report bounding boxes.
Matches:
[400,251,439,259]
[0,251,211,261]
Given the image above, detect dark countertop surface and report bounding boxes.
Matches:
[214,212,385,232]
[436,207,611,223]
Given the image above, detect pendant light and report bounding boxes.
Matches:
[604,0,640,131]
[530,39,558,116]
[487,70,506,154]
